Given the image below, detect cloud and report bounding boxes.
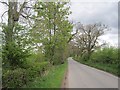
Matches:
[69,2,118,46]
[69,2,118,27]
[0,1,118,46]
[99,34,118,46]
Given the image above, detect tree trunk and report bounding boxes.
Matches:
[4,1,17,63]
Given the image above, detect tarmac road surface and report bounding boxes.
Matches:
[67,57,118,88]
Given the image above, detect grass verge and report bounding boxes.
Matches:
[78,60,118,76]
[23,61,68,88]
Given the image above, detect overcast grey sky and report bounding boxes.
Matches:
[0,0,119,47]
[69,1,118,47]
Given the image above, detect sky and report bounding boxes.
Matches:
[0,0,119,47]
[69,1,118,47]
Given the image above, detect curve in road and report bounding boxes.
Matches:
[67,57,118,88]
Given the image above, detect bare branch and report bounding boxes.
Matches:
[1,11,8,23]
[20,13,34,20]
[67,29,78,43]
[24,6,34,9]
[19,1,28,15]
[20,14,27,18]
[72,23,109,59]
[0,1,9,6]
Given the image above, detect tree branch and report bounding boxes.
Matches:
[0,1,9,6]
[67,29,78,43]
[1,11,8,23]
[19,1,28,15]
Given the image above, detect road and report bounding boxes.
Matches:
[67,57,118,88]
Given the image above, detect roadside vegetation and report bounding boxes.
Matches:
[1,1,119,88]
[74,47,119,76]
[24,62,67,88]
[1,1,74,88]
[68,23,119,77]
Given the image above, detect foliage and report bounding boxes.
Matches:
[31,2,73,65]
[2,42,30,68]
[2,68,27,88]
[1,0,33,69]
[27,62,49,78]
[73,23,108,60]
[27,52,45,63]
[23,61,67,88]
[2,23,31,68]
[90,47,119,64]
[2,61,49,88]
[74,47,119,76]
[1,1,72,88]
[79,60,118,76]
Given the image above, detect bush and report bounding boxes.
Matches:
[2,68,27,88]
[2,62,49,88]
[2,42,30,68]
[90,47,119,64]
[27,62,49,78]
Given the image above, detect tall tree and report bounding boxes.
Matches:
[74,23,108,60]
[31,2,73,64]
[1,0,34,67]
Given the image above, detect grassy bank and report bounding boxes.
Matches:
[23,62,68,88]
[74,47,119,77]
[78,60,118,76]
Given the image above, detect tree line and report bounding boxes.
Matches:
[1,1,76,88]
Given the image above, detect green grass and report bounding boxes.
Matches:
[79,61,118,76]
[23,62,68,88]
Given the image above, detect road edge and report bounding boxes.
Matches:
[61,64,68,89]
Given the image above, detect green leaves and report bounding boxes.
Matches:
[2,23,31,68]
[2,41,30,68]
[2,61,49,88]
[90,47,119,64]
[32,2,72,64]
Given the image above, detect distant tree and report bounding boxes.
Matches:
[74,23,108,60]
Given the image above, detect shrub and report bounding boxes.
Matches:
[2,42,30,68]
[2,68,27,88]
[90,47,119,64]
[2,62,49,88]
[27,62,49,78]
